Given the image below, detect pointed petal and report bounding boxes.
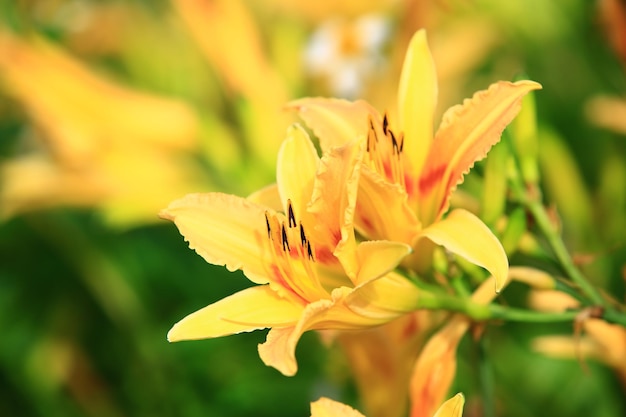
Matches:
[159,193,272,284]
[258,287,382,376]
[247,183,282,211]
[354,166,421,243]
[347,272,421,321]
[433,393,465,417]
[287,97,380,150]
[167,285,302,341]
[409,317,468,417]
[309,141,364,278]
[398,29,438,181]
[354,240,412,286]
[419,209,508,292]
[310,398,366,417]
[277,124,320,215]
[418,80,542,225]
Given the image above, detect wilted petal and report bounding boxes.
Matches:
[432,393,465,417]
[159,193,272,284]
[419,209,508,292]
[397,29,438,181]
[310,398,366,417]
[287,97,379,149]
[418,80,542,225]
[168,285,302,341]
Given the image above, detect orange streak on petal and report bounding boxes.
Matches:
[419,80,542,225]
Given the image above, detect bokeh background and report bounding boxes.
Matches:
[1,0,626,416]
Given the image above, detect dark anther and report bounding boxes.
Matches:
[382,113,389,135]
[281,224,290,252]
[390,130,400,155]
[299,223,307,245]
[399,132,405,153]
[307,241,314,261]
[287,200,296,228]
[264,212,272,239]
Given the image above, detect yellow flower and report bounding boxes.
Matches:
[288,29,542,291]
[160,124,418,376]
[310,393,465,417]
[0,30,206,226]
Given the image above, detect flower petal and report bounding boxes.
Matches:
[418,80,542,225]
[354,240,413,286]
[409,317,468,417]
[347,272,421,321]
[397,29,438,182]
[354,166,421,243]
[433,393,465,417]
[277,124,320,215]
[309,140,364,277]
[247,183,282,211]
[167,285,302,341]
[287,97,379,149]
[419,209,508,292]
[310,398,366,417]
[258,287,382,376]
[159,192,272,284]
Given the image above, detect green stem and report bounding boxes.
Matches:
[518,188,607,308]
[416,293,581,323]
[487,305,579,322]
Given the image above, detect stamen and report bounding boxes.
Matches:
[299,223,307,245]
[281,223,290,252]
[307,241,315,261]
[264,212,272,239]
[382,112,389,135]
[287,199,297,228]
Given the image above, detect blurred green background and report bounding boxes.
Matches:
[1,0,626,416]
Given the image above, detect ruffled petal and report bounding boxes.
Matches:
[276,124,320,215]
[432,393,465,417]
[418,80,542,225]
[309,141,364,278]
[354,240,412,286]
[310,398,366,417]
[354,166,421,243]
[418,209,508,292]
[159,192,272,284]
[287,97,380,150]
[167,285,302,341]
[397,29,438,182]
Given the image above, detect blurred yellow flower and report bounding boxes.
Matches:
[289,29,541,291]
[161,125,420,376]
[0,29,207,226]
[310,392,465,417]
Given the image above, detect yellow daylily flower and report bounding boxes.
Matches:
[0,29,206,226]
[288,29,542,291]
[310,393,464,417]
[160,124,418,376]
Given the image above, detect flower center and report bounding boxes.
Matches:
[366,112,407,189]
[264,200,328,303]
